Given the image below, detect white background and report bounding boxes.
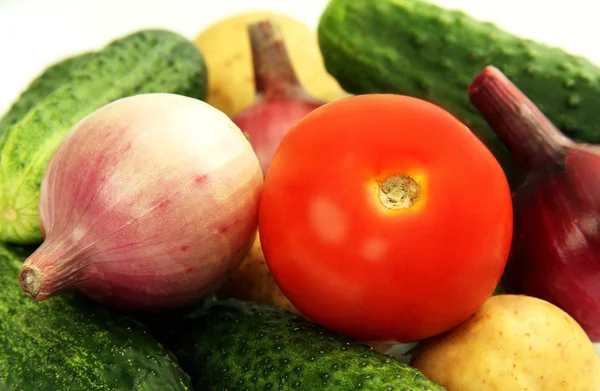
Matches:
[1,0,600,354]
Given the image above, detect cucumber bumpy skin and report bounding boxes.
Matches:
[0,244,192,390]
[0,52,96,135]
[318,0,600,181]
[170,299,445,390]
[0,29,208,245]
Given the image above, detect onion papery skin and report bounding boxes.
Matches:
[506,148,600,340]
[234,97,323,174]
[19,93,263,311]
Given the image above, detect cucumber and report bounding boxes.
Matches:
[0,29,208,244]
[169,299,445,390]
[318,0,600,180]
[0,244,192,390]
[0,52,96,135]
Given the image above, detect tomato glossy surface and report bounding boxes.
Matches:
[258,94,513,343]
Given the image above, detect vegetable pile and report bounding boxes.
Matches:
[1,1,599,390]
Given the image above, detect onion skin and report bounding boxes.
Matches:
[469,66,600,340]
[234,98,323,174]
[19,93,263,311]
[233,19,326,176]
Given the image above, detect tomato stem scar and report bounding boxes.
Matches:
[378,174,419,210]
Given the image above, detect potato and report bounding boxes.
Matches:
[411,294,600,391]
[194,11,348,117]
[217,233,301,315]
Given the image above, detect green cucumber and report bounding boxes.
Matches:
[0,29,208,244]
[169,299,445,390]
[0,52,96,135]
[318,0,600,180]
[0,243,192,390]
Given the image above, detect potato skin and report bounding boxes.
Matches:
[217,233,300,315]
[411,294,600,391]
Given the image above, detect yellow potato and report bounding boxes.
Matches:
[194,11,348,117]
[411,294,600,391]
[217,233,300,315]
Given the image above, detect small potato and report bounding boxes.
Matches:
[217,233,301,315]
[411,294,600,391]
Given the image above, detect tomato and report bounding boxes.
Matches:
[258,94,513,343]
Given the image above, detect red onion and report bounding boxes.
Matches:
[232,19,326,176]
[19,93,263,310]
[469,66,600,340]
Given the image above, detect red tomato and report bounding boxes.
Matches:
[258,94,513,343]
